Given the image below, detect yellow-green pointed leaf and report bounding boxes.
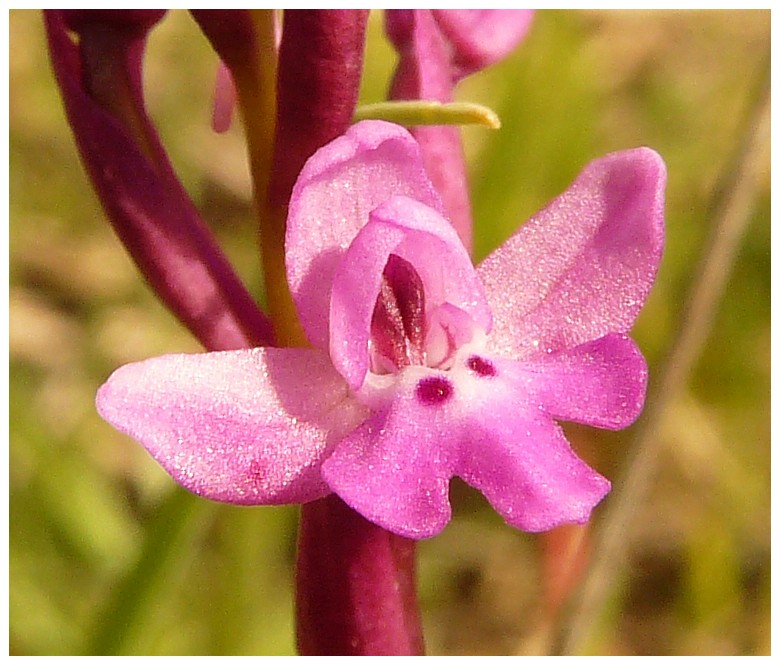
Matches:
[354,100,501,129]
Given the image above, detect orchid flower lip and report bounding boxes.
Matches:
[95,119,665,540]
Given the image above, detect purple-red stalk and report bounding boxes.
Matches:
[296,495,425,655]
[269,10,370,209]
[45,10,274,352]
[269,10,425,656]
[386,10,534,255]
[386,9,475,254]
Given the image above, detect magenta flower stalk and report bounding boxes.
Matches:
[386,10,534,252]
[266,12,427,654]
[96,117,665,632]
[44,10,274,352]
[270,10,371,211]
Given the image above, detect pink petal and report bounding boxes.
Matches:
[330,196,491,390]
[321,374,456,539]
[431,10,534,80]
[323,348,609,539]
[457,353,611,531]
[478,148,666,361]
[457,409,610,533]
[286,120,444,350]
[96,348,368,505]
[514,333,648,430]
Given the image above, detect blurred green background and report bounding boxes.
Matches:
[9,9,770,655]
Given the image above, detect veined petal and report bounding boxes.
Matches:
[286,120,444,350]
[513,333,648,430]
[330,196,491,389]
[96,348,368,505]
[478,148,665,360]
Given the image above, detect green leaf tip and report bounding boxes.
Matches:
[354,100,501,129]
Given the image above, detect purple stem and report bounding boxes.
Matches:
[386,10,534,256]
[387,9,474,253]
[190,10,260,74]
[296,495,424,655]
[45,10,274,352]
[269,10,425,655]
[269,9,370,209]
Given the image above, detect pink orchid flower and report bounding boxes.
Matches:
[97,120,665,540]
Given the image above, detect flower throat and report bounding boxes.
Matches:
[370,254,426,372]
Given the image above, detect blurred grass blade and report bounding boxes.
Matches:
[550,64,770,655]
[86,488,216,655]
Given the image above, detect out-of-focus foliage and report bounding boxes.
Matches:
[9,9,769,655]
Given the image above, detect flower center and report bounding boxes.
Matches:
[370,254,426,371]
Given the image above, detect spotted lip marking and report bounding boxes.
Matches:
[467,355,496,377]
[416,375,453,405]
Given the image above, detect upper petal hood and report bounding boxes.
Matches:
[286,120,445,350]
[330,196,491,390]
[478,148,665,360]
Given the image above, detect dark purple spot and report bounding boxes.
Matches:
[416,376,453,406]
[467,355,496,377]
